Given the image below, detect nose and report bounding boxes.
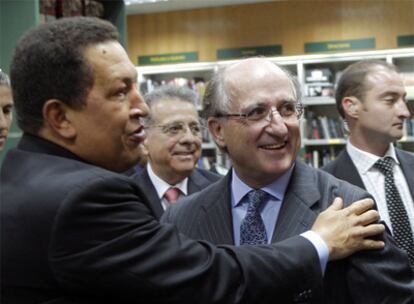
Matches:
[0,111,7,130]
[264,107,289,135]
[396,99,411,119]
[130,84,149,119]
[178,125,202,144]
[265,107,282,123]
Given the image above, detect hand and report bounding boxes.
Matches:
[311,197,385,261]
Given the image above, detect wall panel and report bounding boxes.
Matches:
[127,0,414,65]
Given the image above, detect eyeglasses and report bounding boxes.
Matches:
[215,101,304,123]
[148,121,204,137]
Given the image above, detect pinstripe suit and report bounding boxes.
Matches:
[162,159,414,303]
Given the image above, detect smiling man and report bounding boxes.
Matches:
[323,60,414,269]
[133,85,221,219]
[162,58,414,303]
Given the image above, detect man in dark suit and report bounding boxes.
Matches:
[162,58,414,303]
[323,60,414,269]
[133,86,221,219]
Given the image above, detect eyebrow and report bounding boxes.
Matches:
[243,99,297,109]
[379,91,406,99]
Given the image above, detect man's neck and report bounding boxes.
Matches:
[148,162,188,186]
[348,134,389,157]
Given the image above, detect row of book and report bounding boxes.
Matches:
[303,147,339,168]
[303,112,345,140]
[40,0,104,23]
[139,78,207,109]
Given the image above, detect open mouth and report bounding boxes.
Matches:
[259,142,286,150]
[129,127,146,143]
[174,151,195,156]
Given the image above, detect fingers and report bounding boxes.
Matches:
[344,198,375,216]
[355,209,380,226]
[327,197,343,211]
[357,223,385,238]
[358,239,385,250]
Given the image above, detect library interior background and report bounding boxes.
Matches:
[1,0,414,169]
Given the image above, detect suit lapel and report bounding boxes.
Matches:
[188,169,209,194]
[272,161,320,242]
[197,173,234,245]
[334,150,366,189]
[397,149,414,200]
[134,169,164,219]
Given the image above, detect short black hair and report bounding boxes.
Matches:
[10,16,119,133]
[335,60,398,118]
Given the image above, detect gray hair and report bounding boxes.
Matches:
[203,60,302,120]
[0,70,10,87]
[143,85,199,126]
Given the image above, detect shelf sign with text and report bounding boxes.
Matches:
[304,38,375,53]
[138,52,198,65]
[397,35,414,47]
[217,44,282,60]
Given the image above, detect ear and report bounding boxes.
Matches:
[42,99,77,139]
[208,117,227,150]
[341,96,360,119]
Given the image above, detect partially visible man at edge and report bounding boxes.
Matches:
[1,17,385,303]
[0,70,13,152]
[323,60,414,270]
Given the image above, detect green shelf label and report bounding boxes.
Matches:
[217,45,282,59]
[305,38,375,53]
[138,52,198,65]
[397,35,414,47]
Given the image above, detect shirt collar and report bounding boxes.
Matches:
[346,141,399,174]
[231,164,295,208]
[147,163,188,198]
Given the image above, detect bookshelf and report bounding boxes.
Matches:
[137,48,414,169]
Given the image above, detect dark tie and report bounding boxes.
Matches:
[164,187,181,204]
[375,157,414,267]
[240,189,268,245]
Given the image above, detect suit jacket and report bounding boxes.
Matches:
[1,134,325,304]
[132,166,221,219]
[322,148,414,199]
[162,160,414,304]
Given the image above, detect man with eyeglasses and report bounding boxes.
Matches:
[133,85,221,219]
[162,58,414,303]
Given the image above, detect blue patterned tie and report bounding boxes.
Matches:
[240,189,268,245]
[375,157,414,267]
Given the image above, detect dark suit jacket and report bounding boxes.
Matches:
[162,160,414,304]
[132,166,221,219]
[1,134,325,304]
[322,148,414,199]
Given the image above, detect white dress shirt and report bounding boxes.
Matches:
[147,163,188,210]
[347,142,414,235]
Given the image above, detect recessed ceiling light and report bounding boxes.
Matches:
[125,0,169,5]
